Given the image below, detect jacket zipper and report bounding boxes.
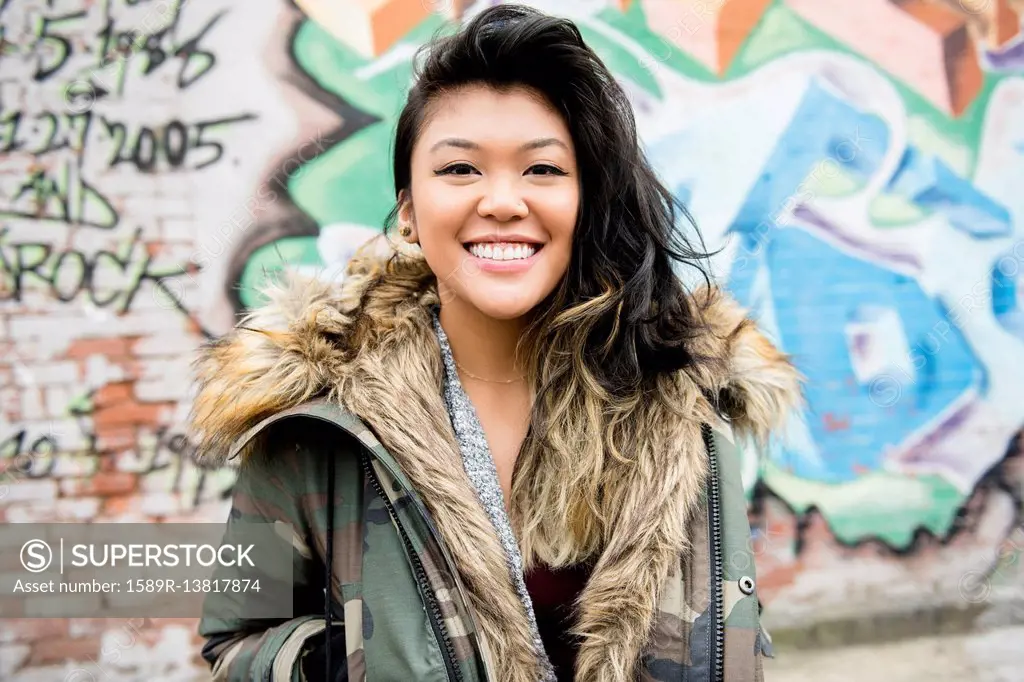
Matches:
[701,423,725,682]
[360,450,464,682]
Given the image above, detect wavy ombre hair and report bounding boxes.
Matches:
[383,5,726,566]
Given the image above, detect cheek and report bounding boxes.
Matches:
[412,182,472,234]
[537,188,580,236]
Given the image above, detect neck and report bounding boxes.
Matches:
[438,297,529,383]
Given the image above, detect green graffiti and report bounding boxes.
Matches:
[237,16,451,308]
[242,2,1009,303]
[762,460,965,549]
[232,2,1020,550]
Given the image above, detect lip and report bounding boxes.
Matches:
[461,233,545,246]
[463,242,543,273]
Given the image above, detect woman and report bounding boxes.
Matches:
[190,5,801,681]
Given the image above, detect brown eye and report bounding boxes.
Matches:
[526,164,567,176]
[436,163,479,176]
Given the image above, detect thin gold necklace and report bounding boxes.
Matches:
[453,358,525,384]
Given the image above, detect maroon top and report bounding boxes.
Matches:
[523,561,593,681]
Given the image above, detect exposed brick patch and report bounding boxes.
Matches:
[0,620,68,645]
[60,472,137,497]
[93,382,134,407]
[91,382,174,431]
[101,494,144,518]
[25,636,102,667]
[94,427,137,453]
[63,337,136,360]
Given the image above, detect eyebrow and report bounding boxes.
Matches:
[428,137,570,153]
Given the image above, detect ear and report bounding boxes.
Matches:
[397,190,417,241]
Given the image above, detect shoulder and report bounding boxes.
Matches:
[224,400,370,483]
[228,405,370,523]
[214,399,359,464]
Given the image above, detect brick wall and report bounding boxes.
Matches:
[2,0,1023,678]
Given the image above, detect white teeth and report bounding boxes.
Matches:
[468,242,537,261]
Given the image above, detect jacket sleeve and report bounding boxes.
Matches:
[197,420,344,681]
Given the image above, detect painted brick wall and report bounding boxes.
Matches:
[1,0,1023,678]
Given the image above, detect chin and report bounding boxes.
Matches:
[465,291,542,321]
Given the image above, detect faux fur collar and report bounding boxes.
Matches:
[188,235,801,681]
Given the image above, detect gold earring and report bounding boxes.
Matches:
[399,224,412,237]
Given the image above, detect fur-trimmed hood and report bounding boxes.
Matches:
[188,234,802,681]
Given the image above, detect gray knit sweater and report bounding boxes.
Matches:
[430,305,557,682]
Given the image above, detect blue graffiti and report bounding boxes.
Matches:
[992,254,1024,340]
[725,79,889,304]
[886,148,1011,237]
[761,227,983,482]
[714,78,987,482]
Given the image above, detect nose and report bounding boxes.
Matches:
[476,176,528,222]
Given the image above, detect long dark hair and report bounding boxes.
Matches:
[387,4,719,394]
[380,6,728,675]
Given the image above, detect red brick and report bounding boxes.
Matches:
[758,564,801,597]
[93,398,168,430]
[61,472,138,497]
[26,636,101,667]
[64,337,134,360]
[101,494,143,518]
[92,382,134,408]
[0,619,68,644]
[94,426,136,453]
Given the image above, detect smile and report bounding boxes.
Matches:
[464,242,540,261]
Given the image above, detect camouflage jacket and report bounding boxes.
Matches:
[190,238,801,681]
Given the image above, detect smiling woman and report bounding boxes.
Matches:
[192,5,801,682]
[398,84,579,321]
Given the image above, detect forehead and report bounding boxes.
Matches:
[417,85,572,149]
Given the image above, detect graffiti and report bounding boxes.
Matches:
[0,110,91,155]
[0,427,60,478]
[0,0,292,674]
[0,0,249,537]
[102,113,257,172]
[0,227,201,320]
[90,3,224,91]
[0,0,1020,628]
[0,0,256,229]
[0,159,117,228]
[221,0,1024,554]
[0,109,256,170]
[0,111,255,227]
[0,0,1020,675]
[0,420,236,510]
[2,0,222,93]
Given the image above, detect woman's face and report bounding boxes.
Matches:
[401,84,579,321]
